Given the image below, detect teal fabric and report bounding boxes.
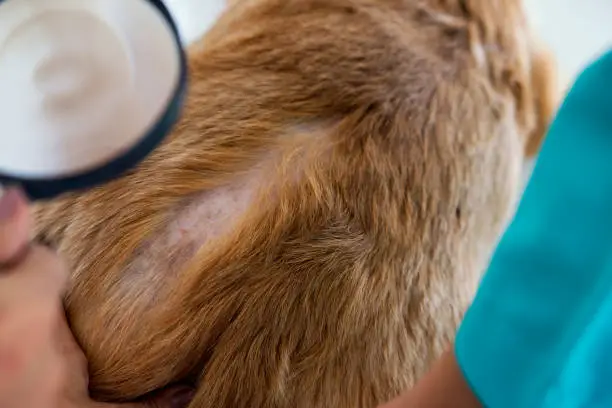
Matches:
[456,49,612,408]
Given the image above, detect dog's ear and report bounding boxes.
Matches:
[524,41,558,157]
[422,0,558,158]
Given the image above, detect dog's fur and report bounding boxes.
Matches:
[33,1,557,407]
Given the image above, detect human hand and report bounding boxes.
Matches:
[0,187,70,408]
[0,188,193,408]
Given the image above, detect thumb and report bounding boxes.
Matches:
[0,188,30,265]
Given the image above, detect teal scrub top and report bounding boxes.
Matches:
[456,49,612,408]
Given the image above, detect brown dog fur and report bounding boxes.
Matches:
[33,1,557,407]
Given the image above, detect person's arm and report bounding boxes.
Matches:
[379,350,480,408]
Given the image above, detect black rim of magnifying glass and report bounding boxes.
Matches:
[0,0,188,201]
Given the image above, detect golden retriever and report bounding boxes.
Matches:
[33,1,557,407]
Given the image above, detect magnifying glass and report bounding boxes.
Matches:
[0,0,187,200]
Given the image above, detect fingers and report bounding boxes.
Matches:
[53,309,90,395]
[0,187,71,408]
[0,188,30,265]
[0,187,67,301]
[0,298,64,407]
[0,246,68,303]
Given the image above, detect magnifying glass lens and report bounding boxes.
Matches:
[0,0,187,200]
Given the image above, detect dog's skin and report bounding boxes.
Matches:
[33,1,557,407]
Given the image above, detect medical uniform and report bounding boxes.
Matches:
[456,50,612,408]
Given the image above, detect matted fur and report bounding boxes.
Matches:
[33,1,557,407]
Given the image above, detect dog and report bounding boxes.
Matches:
[33,0,557,407]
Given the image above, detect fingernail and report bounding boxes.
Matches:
[168,388,195,408]
[0,188,21,221]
